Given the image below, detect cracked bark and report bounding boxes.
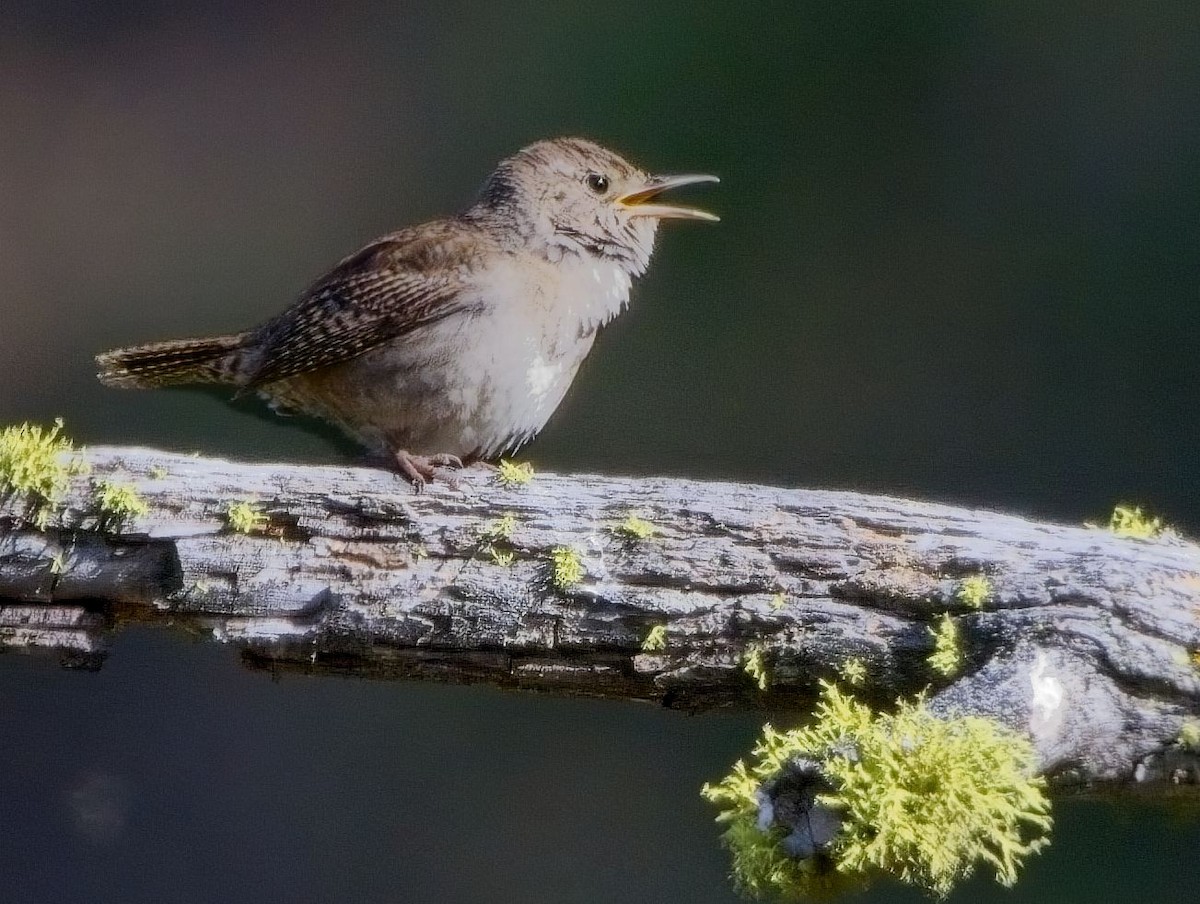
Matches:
[2,446,1199,790]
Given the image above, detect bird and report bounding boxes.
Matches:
[96,137,718,488]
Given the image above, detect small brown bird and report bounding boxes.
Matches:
[96,137,718,487]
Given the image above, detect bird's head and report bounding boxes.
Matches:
[471,137,718,275]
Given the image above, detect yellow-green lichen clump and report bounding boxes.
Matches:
[482,514,516,543]
[94,480,149,526]
[641,624,668,652]
[550,546,584,589]
[1109,504,1164,539]
[614,514,657,540]
[480,513,518,565]
[928,613,962,677]
[226,500,268,534]
[838,657,867,687]
[743,647,770,691]
[701,682,1052,899]
[0,419,88,527]
[957,574,991,609]
[1178,720,1200,752]
[496,459,534,488]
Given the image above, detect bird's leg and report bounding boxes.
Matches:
[392,450,464,491]
[393,450,432,490]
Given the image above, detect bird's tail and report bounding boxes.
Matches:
[96,333,252,388]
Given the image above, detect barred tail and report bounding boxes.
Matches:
[96,333,252,388]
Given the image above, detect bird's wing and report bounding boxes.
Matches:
[244,223,482,387]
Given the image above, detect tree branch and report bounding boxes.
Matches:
[2,446,1198,789]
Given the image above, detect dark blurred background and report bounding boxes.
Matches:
[3,0,1199,524]
[2,1,1199,902]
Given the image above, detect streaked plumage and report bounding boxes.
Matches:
[97,137,717,486]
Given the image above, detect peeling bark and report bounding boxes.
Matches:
[2,446,1199,789]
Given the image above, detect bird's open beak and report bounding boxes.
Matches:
[617,174,720,222]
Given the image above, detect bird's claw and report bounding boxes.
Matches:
[393,450,465,491]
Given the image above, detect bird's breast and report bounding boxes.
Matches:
[461,253,633,452]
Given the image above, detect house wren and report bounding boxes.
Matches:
[96,137,718,487]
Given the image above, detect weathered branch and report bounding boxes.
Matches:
[2,446,1198,789]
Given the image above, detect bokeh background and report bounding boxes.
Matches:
[2,1,1199,902]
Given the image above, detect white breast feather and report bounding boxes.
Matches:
[526,355,562,402]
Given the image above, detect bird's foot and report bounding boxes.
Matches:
[393,450,465,491]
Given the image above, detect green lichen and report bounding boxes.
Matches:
[94,480,149,529]
[641,624,668,652]
[225,500,268,535]
[769,593,787,612]
[1109,505,1164,539]
[614,514,657,540]
[1178,720,1200,752]
[744,647,770,691]
[148,465,168,480]
[550,546,584,589]
[496,459,534,488]
[704,801,840,900]
[957,575,991,609]
[0,419,88,527]
[701,682,1052,900]
[480,514,518,566]
[839,657,867,687]
[928,613,962,677]
[482,514,517,542]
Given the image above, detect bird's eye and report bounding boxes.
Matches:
[585,173,610,194]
